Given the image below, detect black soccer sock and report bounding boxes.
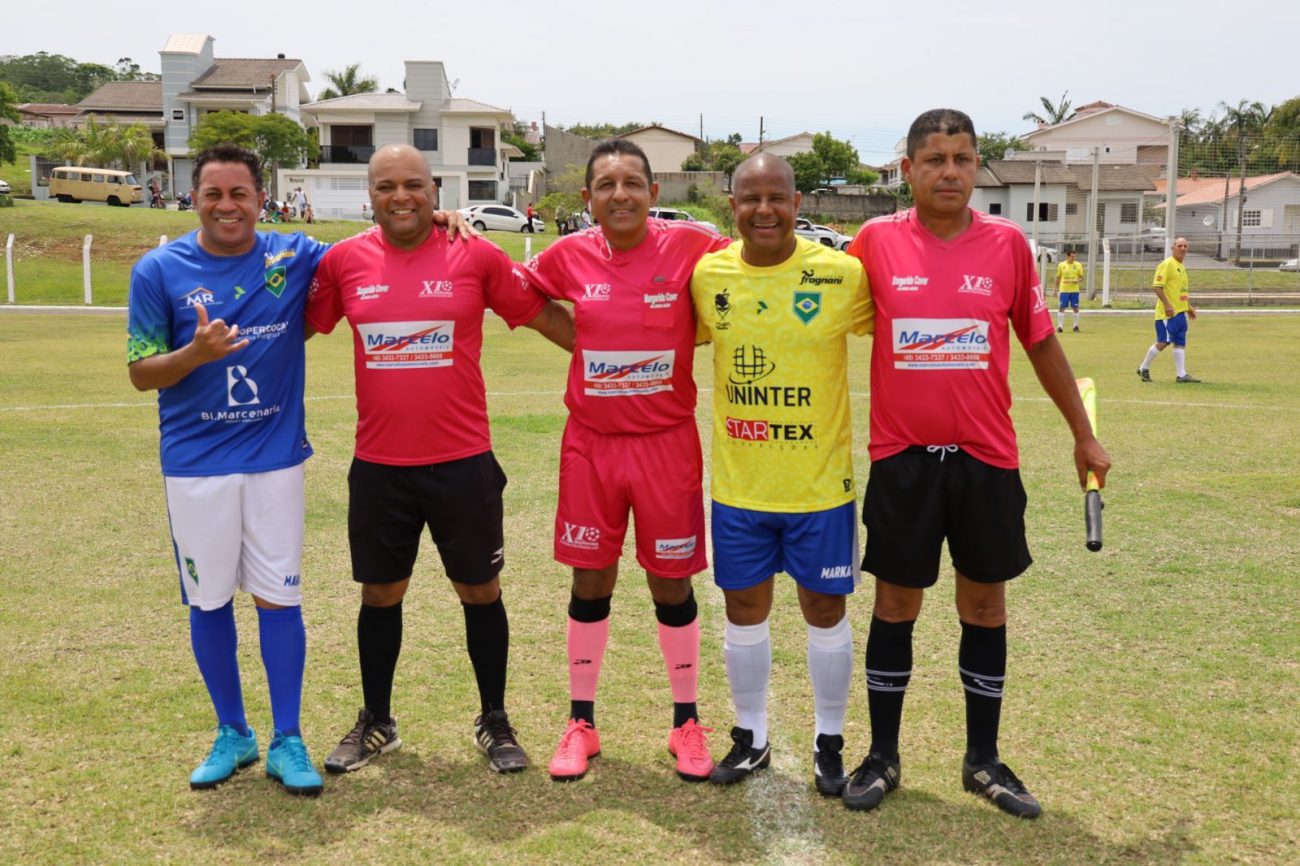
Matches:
[358,601,403,724]
[959,620,1007,766]
[866,616,915,761]
[654,591,700,728]
[463,593,509,716]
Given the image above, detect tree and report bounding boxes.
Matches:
[811,131,859,180]
[786,151,825,193]
[977,131,1018,164]
[189,111,318,196]
[316,63,379,101]
[36,116,164,173]
[1218,99,1268,264]
[680,136,744,188]
[563,121,643,139]
[1022,91,1073,127]
[0,81,20,164]
[502,119,540,161]
[779,131,870,192]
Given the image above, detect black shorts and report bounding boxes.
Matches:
[348,452,507,586]
[862,446,1031,587]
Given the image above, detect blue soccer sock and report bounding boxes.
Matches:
[257,605,306,738]
[189,601,248,735]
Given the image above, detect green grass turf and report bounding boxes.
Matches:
[0,306,1297,864]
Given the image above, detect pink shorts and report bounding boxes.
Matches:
[554,417,707,577]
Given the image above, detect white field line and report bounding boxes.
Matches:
[1,388,1291,414]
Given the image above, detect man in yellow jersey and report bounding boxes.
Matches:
[1055,250,1084,332]
[692,154,873,795]
[1136,237,1200,382]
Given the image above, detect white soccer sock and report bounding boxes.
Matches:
[1057,309,1065,328]
[1173,347,1188,377]
[1141,345,1160,371]
[807,616,853,741]
[724,619,771,749]
[1073,309,1081,328]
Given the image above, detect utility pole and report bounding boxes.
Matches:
[1164,117,1180,259]
[1234,136,1248,265]
[1031,160,1043,286]
[1087,146,1100,298]
[759,117,764,148]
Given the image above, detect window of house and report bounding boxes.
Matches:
[1065,203,1078,216]
[469,127,495,149]
[172,109,185,121]
[1096,203,1106,232]
[988,203,1002,215]
[413,128,438,151]
[1025,202,1059,222]
[1242,209,1262,227]
[1120,203,1138,223]
[468,180,496,200]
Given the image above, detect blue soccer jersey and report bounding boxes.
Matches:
[127,230,328,477]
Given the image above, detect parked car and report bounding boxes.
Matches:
[48,166,143,206]
[1142,227,1167,252]
[815,224,853,251]
[458,204,544,233]
[0,179,10,195]
[1027,239,1059,264]
[794,217,839,247]
[647,207,718,233]
[1279,258,1299,272]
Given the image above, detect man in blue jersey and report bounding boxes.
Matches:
[127,144,328,795]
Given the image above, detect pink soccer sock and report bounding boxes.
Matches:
[657,618,701,705]
[567,616,610,702]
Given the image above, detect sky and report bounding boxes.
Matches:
[4,0,1296,164]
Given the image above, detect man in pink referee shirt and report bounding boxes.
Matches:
[840,109,1110,818]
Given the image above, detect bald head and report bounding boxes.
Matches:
[368,144,437,249]
[733,154,796,196]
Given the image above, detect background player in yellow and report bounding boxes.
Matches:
[1136,237,1201,382]
[1054,250,1084,332]
[691,154,873,795]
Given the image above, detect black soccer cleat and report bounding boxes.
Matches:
[841,751,900,812]
[474,710,529,773]
[813,733,848,796]
[962,758,1042,819]
[708,726,770,785]
[1137,367,1152,383]
[325,708,401,773]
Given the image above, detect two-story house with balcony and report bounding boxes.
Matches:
[284,60,516,218]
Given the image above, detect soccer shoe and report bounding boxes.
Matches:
[1073,325,1080,332]
[549,718,601,781]
[708,726,770,785]
[813,733,848,797]
[190,724,258,789]
[841,752,900,812]
[1056,326,1064,333]
[266,732,323,796]
[1137,367,1152,382]
[962,758,1042,819]
[1176,374,1202,383]
[667,719,714,782]
[474,710,529,774]
[324,708,401,773]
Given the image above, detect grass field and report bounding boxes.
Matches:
[3,198,1299,306]
[0,308,1296,864]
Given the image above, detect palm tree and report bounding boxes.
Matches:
[1022,91,1073,127]
[1218,99,1268,263]
[317,63,379,101]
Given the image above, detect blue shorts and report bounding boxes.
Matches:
[1155,312,1188,347]
[711,500,859,595]
[1058,291,1080,310]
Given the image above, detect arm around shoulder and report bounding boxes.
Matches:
[523,299,575,352]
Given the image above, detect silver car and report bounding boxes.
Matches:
[458,204,545,233]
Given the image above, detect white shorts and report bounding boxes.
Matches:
[164,463,306,610]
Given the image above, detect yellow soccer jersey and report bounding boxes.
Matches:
[692,237,872,513]
[1056,260,1083,292]
[1152,256,1190,320]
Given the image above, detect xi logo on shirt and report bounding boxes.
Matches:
[264,265,287,298]
[793,291,821,325]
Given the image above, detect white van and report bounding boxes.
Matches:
[48,167,144,207]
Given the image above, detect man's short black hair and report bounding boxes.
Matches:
[193,144,264,192]
[906,109,978,159]
[585,138,653,189]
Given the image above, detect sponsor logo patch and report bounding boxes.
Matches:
[358,321,455,369]
[793,291,821,324]
[226,365,260,406]
[583,283,612,301]
[355,284,389,301]
[820,565,854,579]
[892,318,990,369]
[799,269,844,286]
[713,289,733,330]
[181,287,221,309]
[264,265,287,298]
[643,290,678,309]
[420,280,453,298]
[656,536,697,560]
[958,274,994,296]
[560,522,600,550]
[582,350,674,396]
[724,417,814,441]
[891,275,929,292]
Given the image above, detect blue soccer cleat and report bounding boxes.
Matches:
[190,724,259,789]
[266,732,323,796]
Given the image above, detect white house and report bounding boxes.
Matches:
[616,124,701,174]
[285,61,516,217]
[741,131,815,158]
[1019,102,1172,167]
[1154,172,1300,257]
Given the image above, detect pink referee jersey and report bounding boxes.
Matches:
[519,220,730,434]
[846,209,1054,469]
[307,226,546,466]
